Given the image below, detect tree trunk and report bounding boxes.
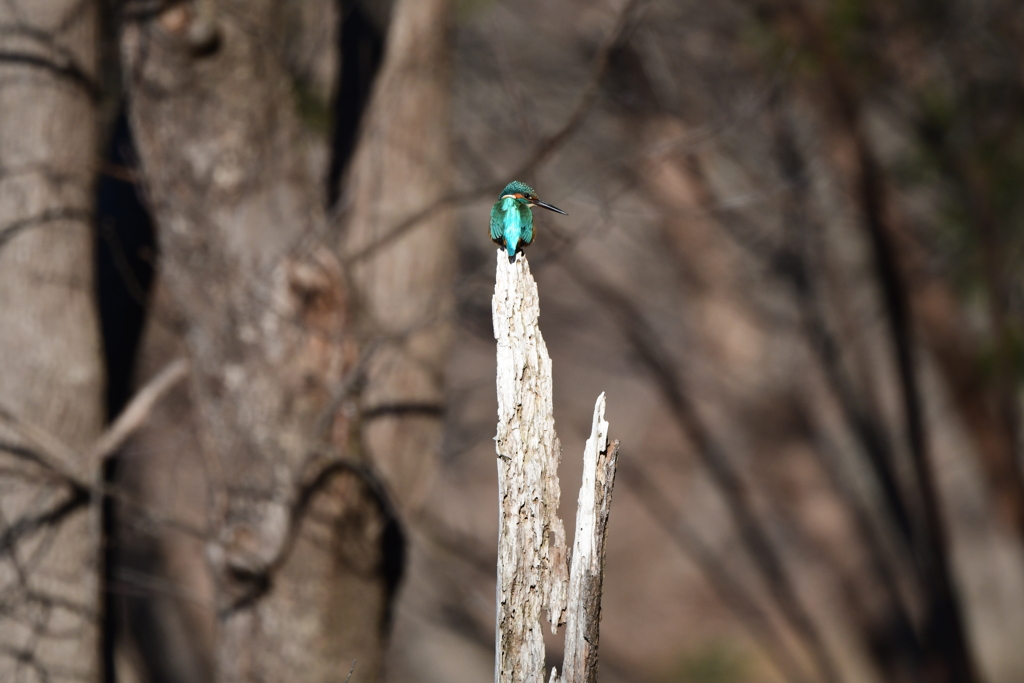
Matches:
[492,252,569,683]
[492,255,622,683]
[120,2,397,681]
[0,0,104,680]
[340,0,455,512]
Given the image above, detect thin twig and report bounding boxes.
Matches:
[1,358,189,486]
[0,358,208,542]
[87,358,189,467]
[0,405,87,488]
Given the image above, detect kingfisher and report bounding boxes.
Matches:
[490,181,567,263]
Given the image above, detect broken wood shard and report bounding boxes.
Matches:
[560,394,619,683]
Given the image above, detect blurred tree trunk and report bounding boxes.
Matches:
[112,280,217,683]
[0,0,104,680]
[118,2,401,682]
[340,0,455,511]
[328,0,390,206]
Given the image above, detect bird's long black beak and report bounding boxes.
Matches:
[533,200,567,215]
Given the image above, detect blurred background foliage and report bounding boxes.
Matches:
[399,1,1024,682]
[2,0,1023,682]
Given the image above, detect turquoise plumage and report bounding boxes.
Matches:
[490,180,566,263]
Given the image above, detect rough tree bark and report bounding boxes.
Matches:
[340,0,454,511]
[119,2,397,682]
[0,1,105,680]
[492,253,620,683]
[492,252,569,683]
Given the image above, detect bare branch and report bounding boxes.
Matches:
[87,358,188,467]
[0,358,212,553]
[0,209,94,255]
[218,456,401,618]
[0,405,88,488]
[0,50,100,99]
[0,358,189,489]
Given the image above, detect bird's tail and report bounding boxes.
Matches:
[506,238,518,264]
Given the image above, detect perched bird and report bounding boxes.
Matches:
[490,181,567,263]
